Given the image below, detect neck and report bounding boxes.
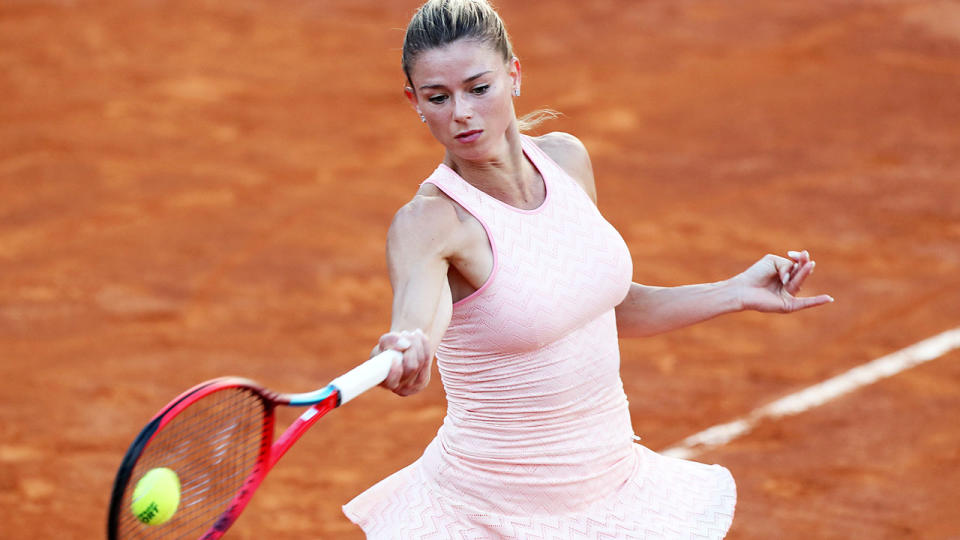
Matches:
[443,126,544,210]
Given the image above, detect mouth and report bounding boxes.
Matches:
[454,129,483,143]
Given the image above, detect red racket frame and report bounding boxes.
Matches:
[107,350,398,539]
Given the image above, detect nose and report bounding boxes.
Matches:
[453,95,473,122]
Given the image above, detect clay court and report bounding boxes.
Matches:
[2,0,959,538]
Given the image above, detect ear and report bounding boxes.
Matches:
[404,86,419,109]
[509,56,522,94]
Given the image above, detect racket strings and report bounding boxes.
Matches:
[117,387,267,539]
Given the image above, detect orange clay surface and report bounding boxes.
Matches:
[1,1,959,538]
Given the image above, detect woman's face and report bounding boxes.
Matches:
[406,39,520,161]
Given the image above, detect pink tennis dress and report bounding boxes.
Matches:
[343,135,736,538]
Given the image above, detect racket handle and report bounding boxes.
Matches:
[330,349,401,405]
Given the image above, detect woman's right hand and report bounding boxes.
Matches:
[374,328,433,396]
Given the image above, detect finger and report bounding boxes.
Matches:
[380,355,405,390]
[397,360,431,396]
[398,344,419,388]
[378,332,411,353]
[786,250,810,279]
[770,255,794,285]
[399,329,429,386]
[397,331,430,392]
[376,332,411,389]
[412,358,432,388]
[785,261,815,294]
[787,293,834,311]
[410,331,433,386]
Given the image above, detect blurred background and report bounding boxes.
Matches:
[1,0,958,537]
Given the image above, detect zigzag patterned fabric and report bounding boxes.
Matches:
[343,135,736,538]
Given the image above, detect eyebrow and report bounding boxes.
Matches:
[418,71,492,91]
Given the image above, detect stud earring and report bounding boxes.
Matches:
[514,88,521,97]
[418,111,426,123]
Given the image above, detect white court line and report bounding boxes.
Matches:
[661,327,960,459]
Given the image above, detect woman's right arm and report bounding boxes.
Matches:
[375,193,460,396]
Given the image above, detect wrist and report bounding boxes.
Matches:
[716,278,745,313]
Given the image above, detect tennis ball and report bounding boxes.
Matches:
[131,467,180,525]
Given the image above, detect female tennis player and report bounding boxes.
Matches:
[343,1,833,537]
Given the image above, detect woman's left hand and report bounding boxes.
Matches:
[732,250,834,313]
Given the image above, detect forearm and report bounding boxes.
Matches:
[614,280,743,338]
[388,271,451,355]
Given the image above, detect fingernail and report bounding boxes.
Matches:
[828,296,835,302]
[788,251,800,258]
[397,337,411,348]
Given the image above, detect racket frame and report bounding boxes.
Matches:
[107,350,399,540]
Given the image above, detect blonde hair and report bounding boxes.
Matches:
[402,0,558,132]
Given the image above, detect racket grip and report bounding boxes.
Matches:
[330,349,402,405]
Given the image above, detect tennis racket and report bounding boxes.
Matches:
[106,349,401,539]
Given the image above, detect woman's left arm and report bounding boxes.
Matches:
[532,132,833,337]
[616,250,834,338]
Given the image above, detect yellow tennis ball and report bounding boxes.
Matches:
[131,467,181,525]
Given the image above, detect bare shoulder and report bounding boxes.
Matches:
[387,183,468,260]
[531,132,597,204]
[533,131,588,156]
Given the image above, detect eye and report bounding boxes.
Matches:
[471,84,490,95]
[428,94,448,104]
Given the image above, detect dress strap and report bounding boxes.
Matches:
[420,165,491,224]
